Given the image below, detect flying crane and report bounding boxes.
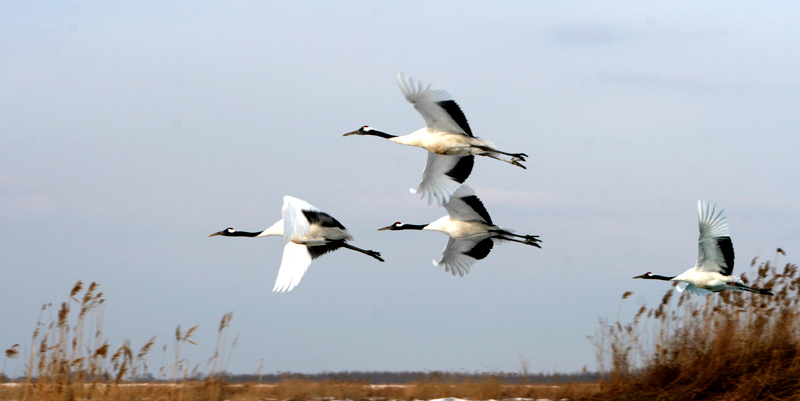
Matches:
[345,73,527,205]
[378,185,540,276]
[210,196,384,292]
[633,200,773,295]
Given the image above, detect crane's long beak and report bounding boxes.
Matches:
[208,231,225,237]
[377,225,394,231]
[343,130,361,137]
[632,274,645,279]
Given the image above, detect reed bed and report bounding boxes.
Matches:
[590,250,799,401]
[0,280,596,400]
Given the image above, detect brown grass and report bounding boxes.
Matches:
[0,380,601,401]
[589,252,800,401]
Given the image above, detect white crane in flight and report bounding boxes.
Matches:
[633,200,773,296]
[210,196,383,292]
[345,73,527,205]
[378,185,540,276]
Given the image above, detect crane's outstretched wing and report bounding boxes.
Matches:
[302,210,346,230]
[412,153,474,206]
[442,185,493,225]
[397,73,473,137]
[696,200,734,275]
[676,281,714,295]
[272,242,313,292]
[435,237,494,277]
[282,196,321,243]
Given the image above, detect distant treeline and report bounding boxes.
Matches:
[222,370,602,384]
[1,370,601,384]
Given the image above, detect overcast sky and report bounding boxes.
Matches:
[2,2,799,376]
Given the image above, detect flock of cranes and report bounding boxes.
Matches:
[210,73,773,297]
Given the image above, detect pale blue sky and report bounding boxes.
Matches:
[2,2,799,376]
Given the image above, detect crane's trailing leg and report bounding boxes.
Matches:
[472,144,527,161]
[492,235,542,248]
[341,243,385,262]
[489,229,542,248]
[483,154,527,169]
[523,235,542,246]
[477,150,527,169]
[508,158,527,169]
[728,282,774,295]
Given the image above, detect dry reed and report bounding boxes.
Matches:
[0,281,242,401]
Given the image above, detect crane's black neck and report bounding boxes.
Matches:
[226,230,264,237]
[365,130,396,139]
[395,223,427,230]
[643,274,675,281]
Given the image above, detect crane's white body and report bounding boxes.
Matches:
[673,271,744,295]
[423,216,495,241]
[387,129,498,157]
